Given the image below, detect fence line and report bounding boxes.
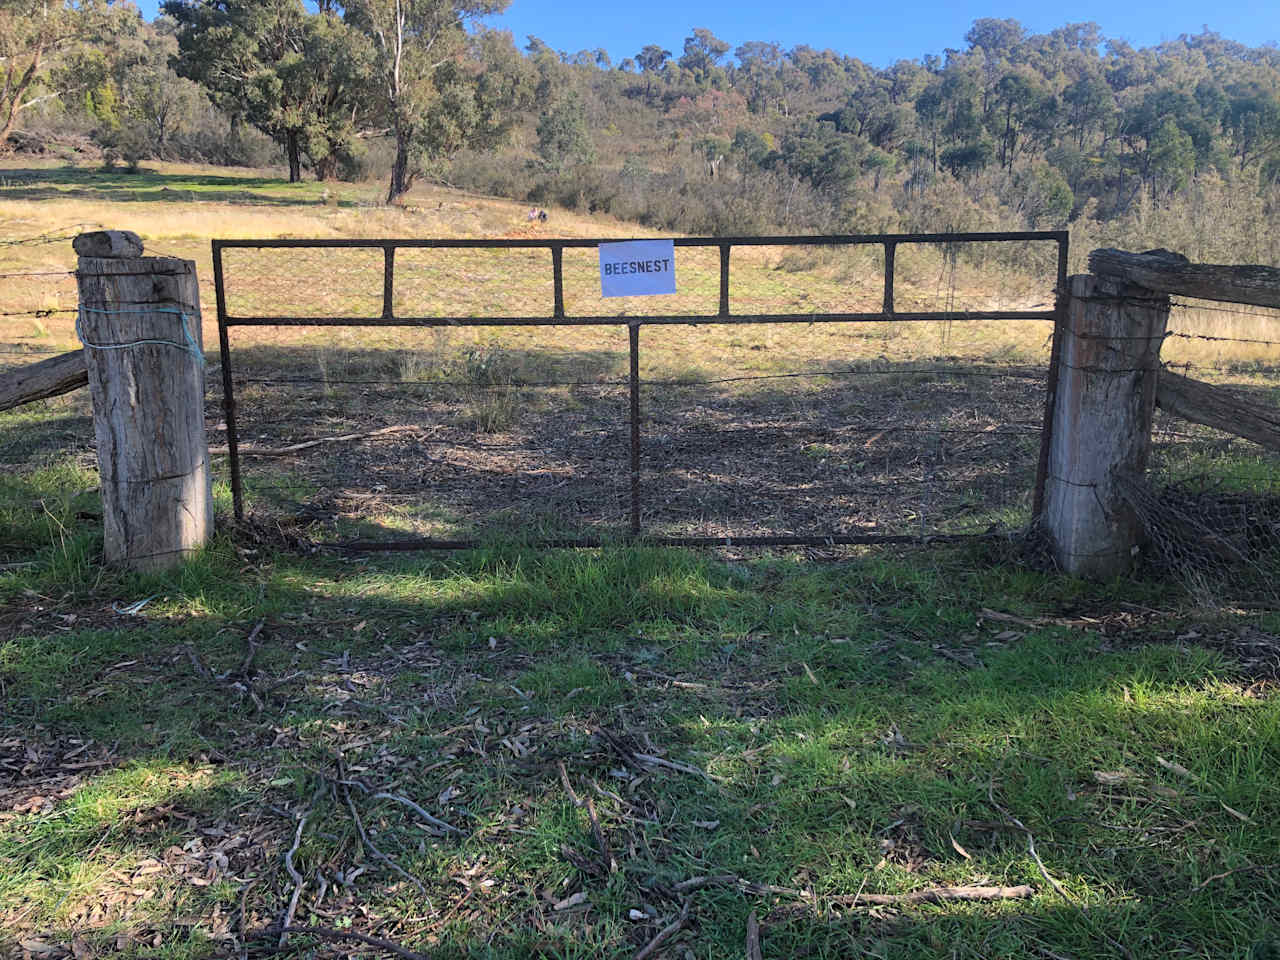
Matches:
[213,231,1067,547]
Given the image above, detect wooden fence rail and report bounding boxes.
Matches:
[1043,248,1280,577]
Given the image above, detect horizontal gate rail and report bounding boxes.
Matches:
[212,230,1069,549]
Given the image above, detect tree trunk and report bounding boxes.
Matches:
[314,154,337,181]
[74,233,213,571]
[286,130,302,183]
[0,50,42,152]
[387,126,412,204]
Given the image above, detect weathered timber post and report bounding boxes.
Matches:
[74,230,212,571]
[1042,274,1170,578]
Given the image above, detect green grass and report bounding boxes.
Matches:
[2,462,1279,959]
[3,160,1279,957]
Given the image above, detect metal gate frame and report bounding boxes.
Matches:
[212,230,1068,550]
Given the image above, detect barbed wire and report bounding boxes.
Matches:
[0,224,99,247]
[0,271,75,280]
[1170,299,1280,319]
[0,308,77,318]
[1167,330,1280,346]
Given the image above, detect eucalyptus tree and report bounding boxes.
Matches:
[0,0,134,150]
[165,0,372,181]
[342,0,516,202]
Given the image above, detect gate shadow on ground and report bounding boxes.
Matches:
[0,527,1278,956]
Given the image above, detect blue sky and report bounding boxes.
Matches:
[477,0,1277,68]
[133,0,1278,68]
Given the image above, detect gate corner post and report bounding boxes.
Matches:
[1041,273,1169,579]
[75,231,213,571]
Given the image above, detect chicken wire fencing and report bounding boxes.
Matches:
[209,232,1068,550]
[1125,297,1280,602]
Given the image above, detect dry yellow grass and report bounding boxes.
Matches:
[1,159,1275,382]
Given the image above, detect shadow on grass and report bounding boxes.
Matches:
[1,495,1278,956]
[0,165,353,208]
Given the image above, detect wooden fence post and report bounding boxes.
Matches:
[1042,274,1170,578]
[74,230,212,571]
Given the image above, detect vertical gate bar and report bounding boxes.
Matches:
[882,241,897,314]
[629,322,641,536]
[382,245,396,319]
[1032,233,1070,520]
[718,244,731,316]
[552,244,565,319]
[211,242,244,521]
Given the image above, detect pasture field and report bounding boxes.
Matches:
[2,161,1279,959]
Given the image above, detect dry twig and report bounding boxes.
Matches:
[988,781,1072,901]
[255,924,431,959]
[210,424,425,457]
[836,884,1036,906]
[746,911,763,960]
[1194,863,1278,892]
[584,794,617,874]
[373,791,465,837]
[634,899,691,960]
[278,811,309,948]
[338,757,429,896]
[557,760,582,806]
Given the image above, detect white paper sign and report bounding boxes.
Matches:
[598,240,676,297]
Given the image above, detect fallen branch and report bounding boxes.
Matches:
[836,884,1036,906]
[338,757,428,896]
[372,791,465,837]
[209,425,425,458]
[1156,369,1280,453]
[634,899,691,960]
[278,810,309,948]
[254,924,431,960]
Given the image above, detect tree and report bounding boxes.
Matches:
[166,0,370,182]
[635,44,670,100]
[0,0,130,151]
[116,28,206,161]
[678,28,729,87]
[1226,91,1280,173]
[536,90,593,172]
[344,0,509,202]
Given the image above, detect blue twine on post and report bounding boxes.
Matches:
[76,305,205,366]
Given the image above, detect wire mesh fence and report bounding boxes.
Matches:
[6,225,1276,577]
[210,233,1066,548]
[1129,298,1280,600]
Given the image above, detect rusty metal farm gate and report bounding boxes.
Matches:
[211,231,1068,550]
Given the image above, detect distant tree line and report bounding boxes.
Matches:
[4,3,1279,244]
